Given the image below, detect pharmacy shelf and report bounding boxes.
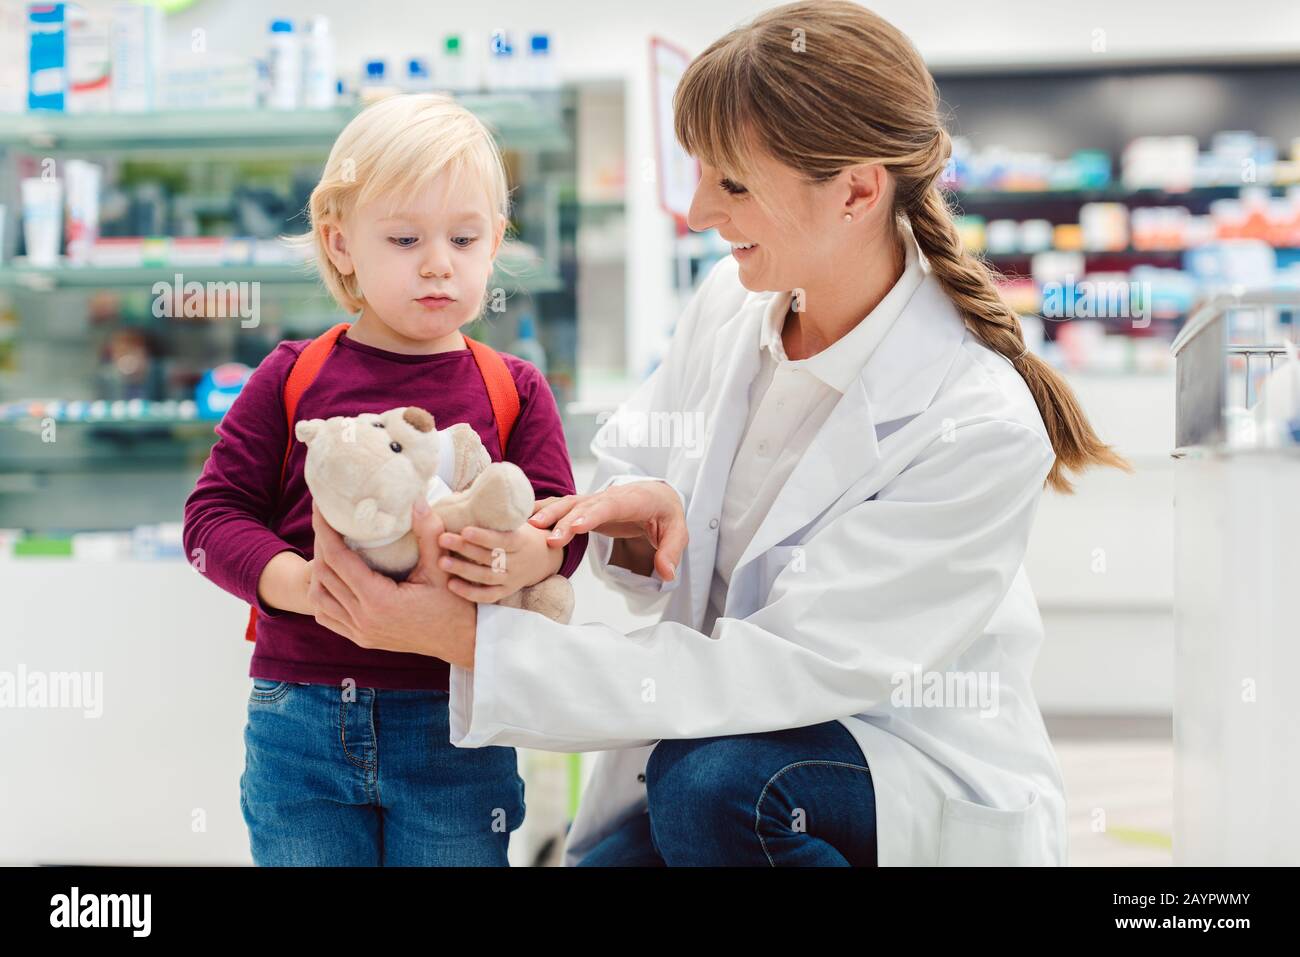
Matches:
[0,93,570,154]
[950,184,1295,204]
[984,247,1300,259]
[0,256,563,293]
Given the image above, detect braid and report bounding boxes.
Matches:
[902,146,1131,493]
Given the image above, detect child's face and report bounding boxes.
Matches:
[324,170,505,341]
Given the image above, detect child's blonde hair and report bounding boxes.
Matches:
[296,93,512,314]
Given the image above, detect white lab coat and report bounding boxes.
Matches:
[449,252,1069,867]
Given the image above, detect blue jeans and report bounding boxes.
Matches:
[239,679,525,866]
[577,720,877,866]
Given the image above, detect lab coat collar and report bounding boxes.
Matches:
[723,247,968,592]
[757,220,926,395]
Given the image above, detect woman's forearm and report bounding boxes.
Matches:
[610,537,656,577]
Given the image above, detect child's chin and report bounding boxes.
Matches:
[396,313,465,340]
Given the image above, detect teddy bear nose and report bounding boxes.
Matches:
[389,441,402,453]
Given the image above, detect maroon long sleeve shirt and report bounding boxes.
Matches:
[183,328,587,691]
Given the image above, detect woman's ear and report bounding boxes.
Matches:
[321,220,355,277]
[843,163,890,221]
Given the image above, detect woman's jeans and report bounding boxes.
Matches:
[239,679,525,866]
[578,719,878,866]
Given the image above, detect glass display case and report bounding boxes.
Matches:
[0,90,590,540]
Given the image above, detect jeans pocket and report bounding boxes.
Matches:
[249,678,292,704]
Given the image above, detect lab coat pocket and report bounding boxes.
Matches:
[937,789,1039,866]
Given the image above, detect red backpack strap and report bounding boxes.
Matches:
[245,321,351,643]
[463,334,521,457]
[278,321,352,483]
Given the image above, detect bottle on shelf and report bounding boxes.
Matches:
[267,19,300,111]
[509,313,548,376]
[301,16,335,110]
[359,59,399,104]
[487,29,516,91]
[405,57,433,93]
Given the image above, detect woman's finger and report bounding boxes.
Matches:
[313,557,361,617]
[313,502,383,594]
[530,496,562,517]
[652,514,689,581]
[309,581,354,636]
[549,492,617,543]
[311,502,348,562]
[439,554,506,585]
[312,609,352,638]
[407,506,448,586]
[529,495,580,528]
[437,533,496,566]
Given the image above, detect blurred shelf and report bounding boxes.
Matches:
[0,95,570,154]
[982,247,1300,261]
[0,261,320,290]
[0,254,562,293]
[950,184,1296,204]
[0,414,215,431]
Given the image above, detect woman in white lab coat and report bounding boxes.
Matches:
[307,0,1130,865]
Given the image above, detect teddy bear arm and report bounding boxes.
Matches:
[447,423,491,491]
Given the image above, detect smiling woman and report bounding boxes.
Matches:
[406,0,1134,870]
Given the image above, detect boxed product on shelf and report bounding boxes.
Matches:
[26,2,74,111]
[1079,202,1129,251]
[108,0,163,112]
[86,236,143,267]
[1121,135,1199,191]
[66,5,110,114]
[167,237,226,267]
[160,53,259,112]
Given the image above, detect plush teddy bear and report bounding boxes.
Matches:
[294,405,574,624]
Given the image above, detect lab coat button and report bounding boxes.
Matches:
[709,518,719,529]
[636,773,646,783]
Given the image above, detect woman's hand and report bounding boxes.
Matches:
[528,479,687,581]
[436,521,564,603]
[308,500,478,669]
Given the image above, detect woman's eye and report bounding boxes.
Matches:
[719,178,748,196]
[388,236,418,248]
[451,236,476,248]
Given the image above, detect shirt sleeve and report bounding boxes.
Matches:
[502,358,588,579]
[182,341,305,617]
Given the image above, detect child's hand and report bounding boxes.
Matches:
[436,522,564,604]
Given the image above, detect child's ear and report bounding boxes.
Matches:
[489,213,506,259]
[321,221,355,277]
[295,419,324,443]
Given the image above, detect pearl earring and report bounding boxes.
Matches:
[843,213,852,223]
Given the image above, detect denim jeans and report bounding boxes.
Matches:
[239,679,525,866]
[577,719,877,866]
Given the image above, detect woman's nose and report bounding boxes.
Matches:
[686,182,726,233]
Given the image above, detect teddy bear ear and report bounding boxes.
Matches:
[295,420,323,443]
[402,406,435,433]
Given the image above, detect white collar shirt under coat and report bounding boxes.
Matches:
[705,223,926,635]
